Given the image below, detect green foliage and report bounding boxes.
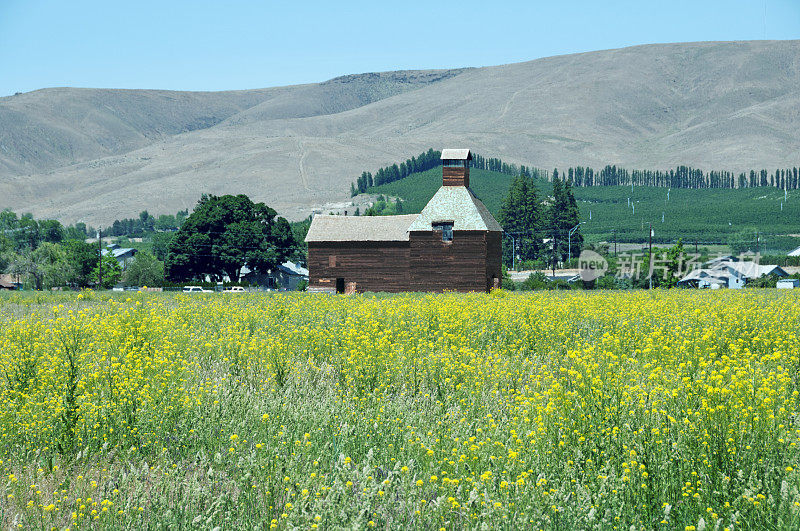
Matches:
[547,173,582,263]
[3,242,74,290]
[728,228,759,255]
[0,209,65,253]
[662,240,686,288]
[760,255,800,266]
[165,194,295,282]
[500,265,516,291]
[63,222,90,241]
[371,168,800,251]
[123,251,165,287]
[499,173,542,263]
[63,240,99,288]
[108,209,187,237]
[150,231,175,261]
[352,149,441,193]
[91,254,122,289]
[746,275,779,288]
[289,218,311,266]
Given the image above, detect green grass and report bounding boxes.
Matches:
[370,168,800,252]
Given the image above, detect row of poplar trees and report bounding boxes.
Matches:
[499,169,582,265]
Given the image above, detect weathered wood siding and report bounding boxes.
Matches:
[409,231,496,292]
[308,230,501,293]
[308,242,410,293]
[486,231,502,288]
[442,167,469,187]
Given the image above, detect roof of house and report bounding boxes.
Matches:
[440,149,472,160]
[723,261,788,278]
[679,260,788,285]
[789,246,800,257]
[241,261,309,278]
[102,247,137,258]
[407,186,503,232]
[277,261,309,277]
[305,214,418,242]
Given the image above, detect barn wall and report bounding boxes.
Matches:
[486,231,502,288]
[308,242,410,293]
[409,231,498,292]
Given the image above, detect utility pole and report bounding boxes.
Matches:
[511,234,516,271]
[98,227,103,289]
[552,236,557,277]
[568,222,583,265]
[648,222,653,290]
[613,229,617,257]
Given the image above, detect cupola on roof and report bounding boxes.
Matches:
[440,149,472,160]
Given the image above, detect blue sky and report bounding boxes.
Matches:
[1,0,799,97]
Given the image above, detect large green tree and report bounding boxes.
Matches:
[63,240,100,288]
[499,173,542,264]
[4,242,73,290]
[90,254,123,289]
[151,232,174,261]
[123,251,164,287]
[165,194,295,282]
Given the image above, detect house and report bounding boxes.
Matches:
[103,246,138,269]
[272,262,309,290]
[676,268,746,289]
[240,261,309,290]
[677,257,788,289]
[777,278,799,289]
[789,246,800,257]
[305,149,502,293]
[0,274,19,290]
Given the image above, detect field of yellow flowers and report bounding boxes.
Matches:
[0,289,798,529]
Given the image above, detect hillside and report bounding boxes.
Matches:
[373,167,800,252]
[1,40,799,225]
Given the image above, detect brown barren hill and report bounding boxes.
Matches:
[1,41,798,225]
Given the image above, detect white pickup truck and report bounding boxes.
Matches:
[182,286,213,293]
[222,286,247,293]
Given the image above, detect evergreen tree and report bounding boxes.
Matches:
[499,173,542,263]
[546,171,582,265]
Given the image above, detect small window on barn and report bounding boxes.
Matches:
[329,255,337,267]
[432,222,454,242]
[443,159,466,168]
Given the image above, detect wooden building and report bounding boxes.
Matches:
[305,149,502,293]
